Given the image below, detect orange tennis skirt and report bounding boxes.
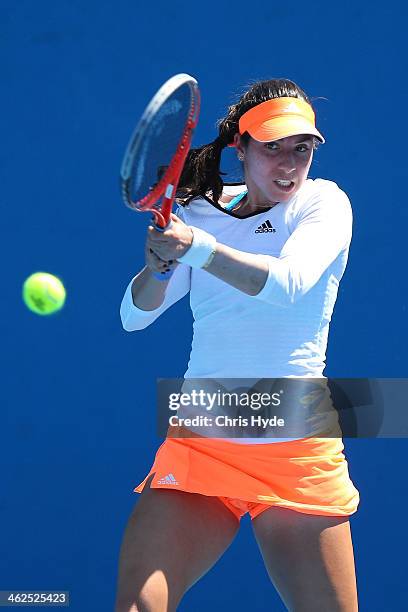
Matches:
[134,428,360,521]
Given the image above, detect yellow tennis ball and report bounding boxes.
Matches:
[23,272,66,315]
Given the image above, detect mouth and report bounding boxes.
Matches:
[274,179,295,193]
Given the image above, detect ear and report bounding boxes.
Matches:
[233,132,245,156]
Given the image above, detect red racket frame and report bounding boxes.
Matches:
[121,76,200,230]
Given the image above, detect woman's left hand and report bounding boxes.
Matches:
[147,213,193,261]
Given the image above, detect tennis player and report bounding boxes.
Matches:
[116,79,360,612]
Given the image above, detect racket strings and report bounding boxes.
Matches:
[126,84,193,207]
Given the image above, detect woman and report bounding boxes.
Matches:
[116,79,360,612]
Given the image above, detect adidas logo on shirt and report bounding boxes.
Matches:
[255,220,276,233]
[157,473,179,485]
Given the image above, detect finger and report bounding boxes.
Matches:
[146,258,168,273]
[147,248,172,269]
[148,224,169,236]
[148,247,166,263]
[148,244,165,260]
[148,239,175,261]
[148,225,162,239]
[148,224,173,242]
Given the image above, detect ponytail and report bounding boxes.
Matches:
[176,136,229,204]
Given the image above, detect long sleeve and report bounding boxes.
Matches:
[120,262,191,331]
[250,184,352,307]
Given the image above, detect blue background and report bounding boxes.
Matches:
[1,0,407,609]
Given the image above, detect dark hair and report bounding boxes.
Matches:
[176,78,320,205]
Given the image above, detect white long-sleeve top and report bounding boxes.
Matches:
[121,178,352,377]
[121,179,352,442]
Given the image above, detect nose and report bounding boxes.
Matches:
[277,151,296,174]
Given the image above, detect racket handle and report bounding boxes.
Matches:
[152,216,173,232]
[150,216,174,279]
[152,270,174,281]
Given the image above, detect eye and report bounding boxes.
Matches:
[265,142,279,150]
[296,144,310,152]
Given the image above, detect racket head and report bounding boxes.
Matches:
[120,73,200,226]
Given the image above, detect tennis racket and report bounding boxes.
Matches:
[120,73,200,231]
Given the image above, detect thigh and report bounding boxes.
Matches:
[115,476,240,612]
[252,506,358,612]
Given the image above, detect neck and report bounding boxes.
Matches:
[219,187,278,216]
[243,173,281,210]
[236,193,278,215]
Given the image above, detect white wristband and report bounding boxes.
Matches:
[177,226,217,269]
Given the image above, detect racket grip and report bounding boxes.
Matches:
[150,216,174,279]
[152,270,174,281]
[153,217,173,232]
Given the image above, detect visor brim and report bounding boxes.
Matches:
[247,117,325,144]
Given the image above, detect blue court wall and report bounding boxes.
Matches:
[1,1,407,610]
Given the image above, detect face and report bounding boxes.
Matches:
[234,132,314,208]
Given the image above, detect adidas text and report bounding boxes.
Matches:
[255,220,276,233]
[157,473,179,485]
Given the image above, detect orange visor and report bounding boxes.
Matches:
[237,97,325,144]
